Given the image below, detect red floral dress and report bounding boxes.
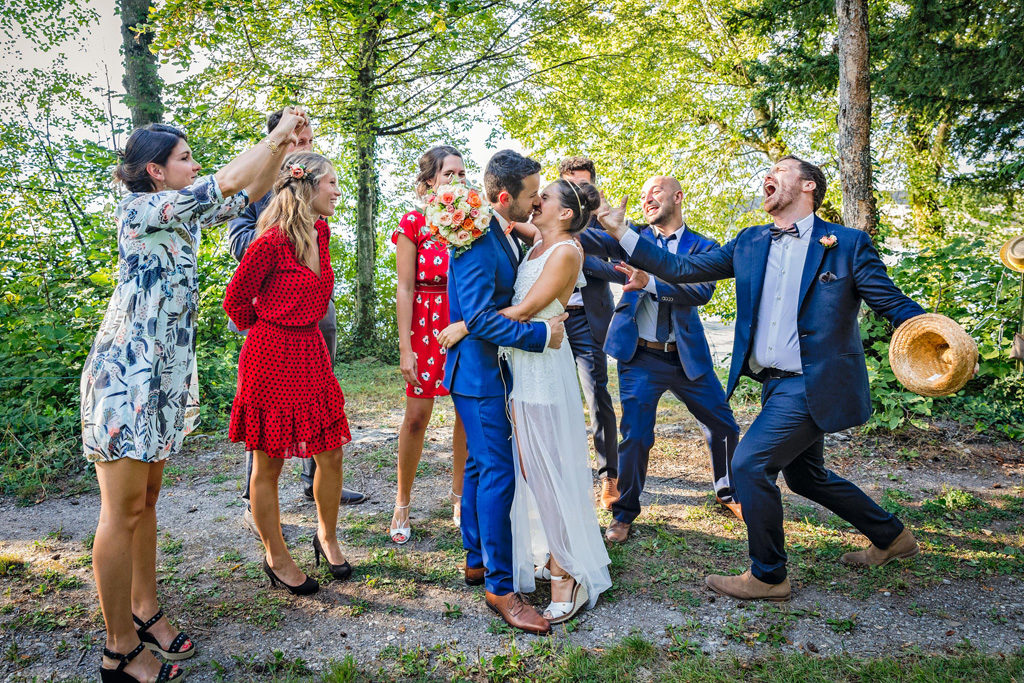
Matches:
[392,210,450,398]
[223,220,351,457]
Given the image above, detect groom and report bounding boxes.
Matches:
[598,156,927,601]
[444,149,567,634]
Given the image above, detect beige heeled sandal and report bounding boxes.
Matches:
[389,504,411,545]
[543,573,588,624]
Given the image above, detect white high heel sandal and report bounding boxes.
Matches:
[534,554,552,581]
[543,573,588,624]
[450,489,462,527]
[390,504,411,545]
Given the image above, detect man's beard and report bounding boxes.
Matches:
[508,201,534,223]
[763,186,794,215]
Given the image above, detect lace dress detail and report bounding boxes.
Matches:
[500,240,612,607]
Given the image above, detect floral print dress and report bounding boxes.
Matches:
[392,210,451,398]
[80,175,248,463]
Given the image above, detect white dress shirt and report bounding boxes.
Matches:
[748,213,815,374]
[635,225,689,343]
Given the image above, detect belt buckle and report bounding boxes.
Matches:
[661,341,671,352]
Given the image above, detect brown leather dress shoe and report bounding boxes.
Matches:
[600,478,620,511]
[486,591,551,635]
[464,564,485,586]
[605,520,631,543]
[705,570,791,602]
[716,496,744,522]
[840,528,919,567]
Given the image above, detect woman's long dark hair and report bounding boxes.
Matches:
[113,124,187,193]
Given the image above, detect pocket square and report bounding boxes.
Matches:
[819,271,838,283]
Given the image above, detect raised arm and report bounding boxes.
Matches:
[501,246,581,322]
[511,221,541,246]
[582,254,627,286]
[215,107,308,200]
[626,233,737,284]
[851,230,926,328]
[449,240,548,352]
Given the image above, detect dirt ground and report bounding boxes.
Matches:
[2,363,1023,681]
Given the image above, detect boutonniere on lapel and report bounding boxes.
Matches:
[819,233,838,249]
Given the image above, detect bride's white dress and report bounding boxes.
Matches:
[500,239,612,608]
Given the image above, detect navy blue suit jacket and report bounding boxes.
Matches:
[596,226,719,381]
[226,191,271,261]
[577,221,626,345]
[624,215,926,433]
[443,217,548,398]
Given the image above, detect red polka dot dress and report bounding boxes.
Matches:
[223,219,351,458]
[392,210,450,398]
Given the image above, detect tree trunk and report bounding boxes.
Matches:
[118,0,164,126]
[835,0,876,235]
[350,23,381,351]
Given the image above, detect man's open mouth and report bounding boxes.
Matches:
[764,180,777,198]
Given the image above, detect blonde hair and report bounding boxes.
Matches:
[257,152,334,270]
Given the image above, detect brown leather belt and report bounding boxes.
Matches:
[637,338,677,353]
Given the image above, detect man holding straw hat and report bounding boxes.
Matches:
[592,156,932,601]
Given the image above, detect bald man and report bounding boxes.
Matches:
[582,176,740,542]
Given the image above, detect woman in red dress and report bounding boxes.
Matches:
[389,146,469,544]
[224,152,352,594]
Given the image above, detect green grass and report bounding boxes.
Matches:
[218,637,1024,682]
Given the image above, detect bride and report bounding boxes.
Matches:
[439,178,611,623]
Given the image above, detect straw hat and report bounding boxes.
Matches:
[889,314,977,397]
[999,235,1024,273]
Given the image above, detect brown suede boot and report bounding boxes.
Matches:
[841,529,919,567]
[600,478,620,511]
[705,571,791,601]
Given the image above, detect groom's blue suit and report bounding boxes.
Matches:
[444,217,548,595]
[620,215,926,582]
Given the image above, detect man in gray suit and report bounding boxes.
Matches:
[228,109,366,535]
[559,156,624,509]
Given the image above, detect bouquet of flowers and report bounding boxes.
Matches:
[423,183,492,256]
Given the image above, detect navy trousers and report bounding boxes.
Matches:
[614,347,739,525]
[452,391,516,596]
[736,375,904,584]
[565,308,618,478]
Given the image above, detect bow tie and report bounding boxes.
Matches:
[769,223,799,241]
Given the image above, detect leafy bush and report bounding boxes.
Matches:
[860,236,1024,438]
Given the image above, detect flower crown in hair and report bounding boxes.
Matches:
[287,163,309,180]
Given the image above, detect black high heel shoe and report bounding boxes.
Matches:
[133,609,195,661]
[100,642,184,682]
[262,558,319,595]
[313,534,353,580]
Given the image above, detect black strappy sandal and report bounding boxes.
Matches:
[100,642,184,682]
[133,609,196,661]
